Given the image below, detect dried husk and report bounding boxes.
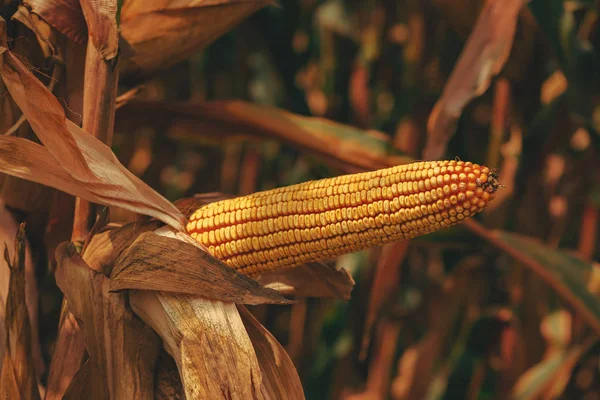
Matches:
[110,227,293,305]
[129,290,265,399]
[423,0,525,160]
[54,242,161,399]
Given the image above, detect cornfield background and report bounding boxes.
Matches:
[1,0,600,399]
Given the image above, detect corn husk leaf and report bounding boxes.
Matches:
[79,0,118,60]
[116,100,410,173]
[423,0,524,160]
[119,0,272,77]
[110,227,293,305]
[0,24,185,230]
[129,290,265,399]
[0,224,40,400]
[237,305,305,400]
[256,261,354,300]
[54,242,160,399]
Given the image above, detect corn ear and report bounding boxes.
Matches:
[187,160,500,275]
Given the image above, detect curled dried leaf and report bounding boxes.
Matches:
[129,290,265,399]
[423,0,524,160]
[0,26,185,230]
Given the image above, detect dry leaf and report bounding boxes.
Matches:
[256,261,355,300]
[27,0,87,44]
[79,0,118,60]
[119,0,271,77]
[0,25,185,230]
[0,224,40,400]
[111,227,293,305]
[237,305,305,400]
[129,290,265,399]
[423,0,524,160]
[116,100,410,173]
[54,242,160,399]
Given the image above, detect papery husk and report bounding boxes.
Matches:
[423,0,525,160]
[110,227,293,305]
[129,290,265,400]
[0,22,184,230]
[54,242,160,399]
[0,224,40,400]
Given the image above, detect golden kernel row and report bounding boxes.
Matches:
[190,161,487,219]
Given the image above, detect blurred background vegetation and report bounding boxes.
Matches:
[4,0,600,398]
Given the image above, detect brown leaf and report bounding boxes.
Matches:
[119,1,272,77]
[54,242,160,399]
[27,0,87,44]
[0,26,185,230]
[129,290,265,399]
[0,224,40,400]
[79,0,119,60]
[111,228,293,305]
[256,261,355,301]
[116,100,410,173]
[423,0,524,160]
[238,305,305,400]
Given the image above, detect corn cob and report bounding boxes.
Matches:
[187,160,499,275]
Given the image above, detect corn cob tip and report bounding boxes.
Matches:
[186,160,499,275]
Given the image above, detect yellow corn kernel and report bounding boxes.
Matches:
[187,160,500,275]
